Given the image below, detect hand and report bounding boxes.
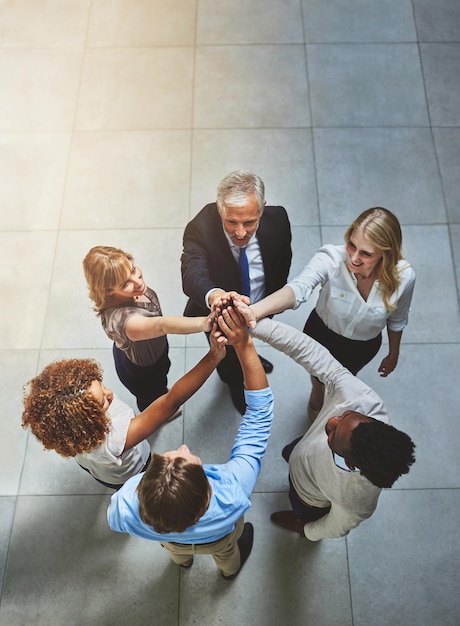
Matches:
[209,323,226,361]
[202,315,214,333]
[378,354,398,377]
[232,296,257,329]
[217,306,248,347]
[210,291,250,317]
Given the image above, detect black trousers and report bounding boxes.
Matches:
[303,309,382,375]
[282,438,330,522]
[112,344,170,412]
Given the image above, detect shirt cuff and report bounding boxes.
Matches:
[205,288,222,310]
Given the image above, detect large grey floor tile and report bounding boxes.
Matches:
[194,45,310,128]
[0,351,38,496]
[0,495,179,626]
[433,128,460,223]
[60,130,192,229]
[1,0,90,47]
[302,0,416,43]
[308,44,428,126]
[0,232,57,350]
[87,0,196,46]
[451,224,460,301]
[347,489,460,626]
[197,0,304,44]
[180,492,351,626]
[414,0,460,42]
[277,225,322,331]
[0,498,16,590]
[421,44,460,126]
[0,133,71,231]
[314,128,446,225]
[0,49,83,131]
[401,225,460,344]
[75,48,194,130]
[361,343,460,490]
[41,229,188,350]
[190,129,318,226]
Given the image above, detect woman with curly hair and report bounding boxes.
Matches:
[83,246,212,411]
[22,333,225,489]
[233,207,416,419]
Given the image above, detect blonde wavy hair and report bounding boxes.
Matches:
[344,207,404,311]
[83,246,134,313]
[22,359,111,457]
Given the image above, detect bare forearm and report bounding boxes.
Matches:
[251,286,296,320]
[126,315,209,341]
[124,348,222,449]
[235,338,268,391]
[387,329,402,357]
[166,349,222,407]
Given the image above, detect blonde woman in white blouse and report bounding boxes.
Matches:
[234,207,416,421]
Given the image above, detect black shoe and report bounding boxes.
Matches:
[221,522,254,580]
[228,384,246,414]
[259,356,273,374]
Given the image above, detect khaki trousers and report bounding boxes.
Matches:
[160,517,244,577]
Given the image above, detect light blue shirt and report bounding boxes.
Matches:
[107,387,273,544]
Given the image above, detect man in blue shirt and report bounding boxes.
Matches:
[107,306,274,580]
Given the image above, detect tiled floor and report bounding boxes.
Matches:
[1,2,459,625]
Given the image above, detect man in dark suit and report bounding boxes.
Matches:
[181,170,292,413]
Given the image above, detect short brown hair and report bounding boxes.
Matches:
[137,453,211,534]
[22,359,110,457]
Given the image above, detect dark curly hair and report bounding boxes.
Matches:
[22,359,111,457]
[137,453,211,534]
[349,420,415,488]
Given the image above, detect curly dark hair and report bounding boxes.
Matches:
[137,453,211,534]
[22,359,111,457]
[349,420,415,488]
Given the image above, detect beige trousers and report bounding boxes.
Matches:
[160,517,244,577]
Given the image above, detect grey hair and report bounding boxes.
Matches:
[216,170,265,215]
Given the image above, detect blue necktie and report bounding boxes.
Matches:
[239,246,250,297]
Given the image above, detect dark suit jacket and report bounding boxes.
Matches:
[181,203,292,317]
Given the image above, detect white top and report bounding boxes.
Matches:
[288,244,416,340]
[253,318,387,541]
[75,394,150,485]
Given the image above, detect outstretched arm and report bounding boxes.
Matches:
[123,326,225,450]
[218,307,268,391]
[125,314,212,342]
[235,286,296,327]
[217,307,273,496]
[252,318,345,385]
